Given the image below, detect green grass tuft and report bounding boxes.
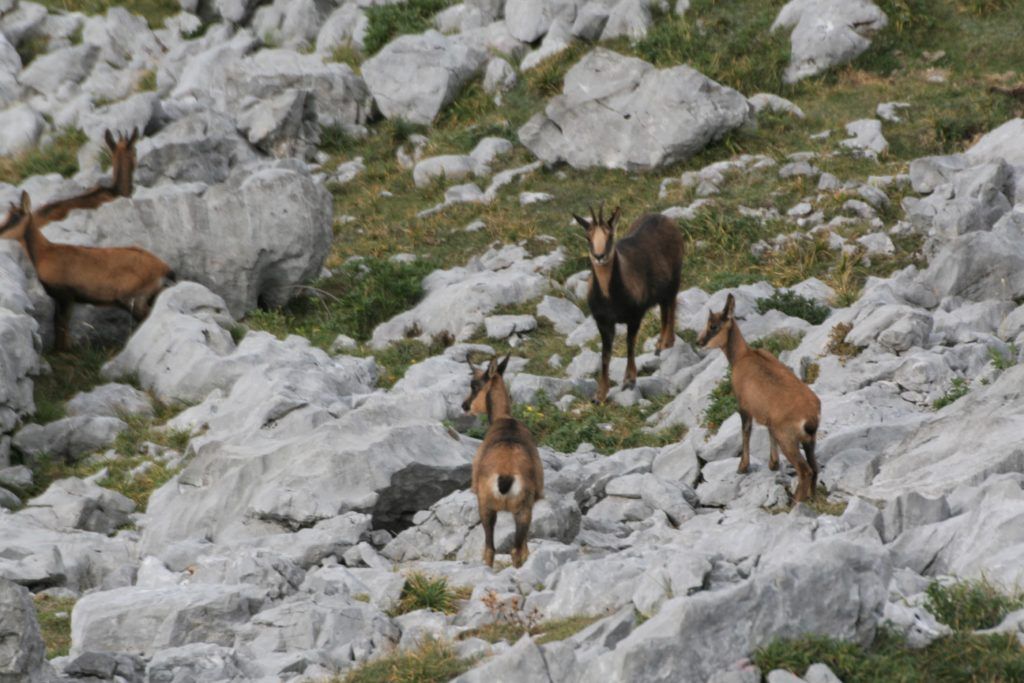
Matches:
[462,615,603,645]
[363,0,456,56]
[988,344,1018,371]
[341,638,474,683]
[36,0,180,28]
[932,377,970,410]
[925,578,1024,631]
[756,290,831,325]
[393,573,470,616]
[33,595,76,659]
[0,129,88,185]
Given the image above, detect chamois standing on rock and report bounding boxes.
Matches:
[1,192,174,351]
[698,293,822,502]
[573,205,684,403]
[462,352,544,568]
[35,129,139,225]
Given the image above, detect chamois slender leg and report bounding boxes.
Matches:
[737,409,752,474]
[511,506,533,568]
[778,435,814,502]
[53,297,73,352]
[768,436,780,471]
[595,319,614,403]
[480,506,497,567]
[657,295,676,354]
[803,439,819,496]
[623,319,640,390]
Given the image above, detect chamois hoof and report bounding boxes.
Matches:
[621,379,637,391]
[768,459,780,471]
[736,463,749,475]
[483,549,495,568]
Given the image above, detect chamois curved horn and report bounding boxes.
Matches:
[589,204,598,225]
[598,201,605,225]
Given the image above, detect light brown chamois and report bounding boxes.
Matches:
[461,352,544,568]
[35,129,139,225]
[573,205,684,403]
[2,192,174,352]
[698,293,822,502]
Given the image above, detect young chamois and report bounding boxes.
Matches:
[2,192,174,351]
[462,352,544,568]
[35,129,139,225]
[698,293,822,502]
[573,205,684,403]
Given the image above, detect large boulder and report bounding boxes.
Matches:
[0,578,50,682]
[518,49,751,170]
[44,160,333,319]
[0,242,42,439]
[362,30,487,126]
[0,103,45,157]
[371,244,562,348]
[772,0,888,83]
[18,477,136,535]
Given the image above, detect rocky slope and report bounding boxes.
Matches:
[2,0,1024,681]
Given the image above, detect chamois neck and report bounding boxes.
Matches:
[591,249,617,299]
[21,214,49,264]
[723,323,750,366]
[113,163,132,197]
[485,379,512,423]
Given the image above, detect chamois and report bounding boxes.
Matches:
[698,293,822,502]
[35,129,139,225]
[2,192,174,351]
[573,205,684,403]
[462,352,544,568]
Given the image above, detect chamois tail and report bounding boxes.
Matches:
[802,417,819,438]
[496,475,515,496]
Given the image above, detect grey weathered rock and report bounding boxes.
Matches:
[362,31,487,125]
[773,0,888,83]
[600,0,652,41]
[47,160,332,319]
[505,0,582,43]
[0,243,42,438]
[0,103,45,157]
[0,465,31,491]
[316,4,368,56]
[964,117,1024,166]
[80,7,163,70]
[66,383,154,419]
[840,119,888,158]
[17,43,98,96]
[846,304,932,353]
[19,477,136,535]
[78,92,162,146]
[571,2,610,41]
[234,88,318,159]
[483,57,517,94]
[536,295,585,335]
[484,314,537,339]
[145,643,244,683]
[371,245,561,347]
[584,538,889,680]
[0,578,49,682]
[13,416,127,464]
[750,93,805,119]
[521,18,573,71]
[251,0,322,50]
[519,49,751,170]
[413,154,485,188]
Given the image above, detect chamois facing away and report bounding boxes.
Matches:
[573,205,684,403]
[462,352,544,568]
[2,191,175,352]
[35,129,139,225]
[698,293,822,502]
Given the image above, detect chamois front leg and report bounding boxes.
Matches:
[768,437,780,471]
[737,409,752,474]
[623,319,640,390]
[480,506,497,568]
[657,296,676,354]
[595,319,615,403]
[511,506,533,568]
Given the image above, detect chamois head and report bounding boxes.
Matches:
[462,352,511,415]
[573,204,622,267]
[697,293,736,349]
[105,128,139,197]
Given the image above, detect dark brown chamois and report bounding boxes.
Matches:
[698,293,822,502]
[573,205,684,403]
[2,192,174,351]
[461,352,544,568]
[35,129,139,225]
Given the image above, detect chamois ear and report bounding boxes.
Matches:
[19,191,31,214]
[723,293,736,319]
[608,206,622,232]
[104,129,116,151]
[486,357,499,378]
[572,213,590,232]
[496,351,511,376]
[129,128,139,145]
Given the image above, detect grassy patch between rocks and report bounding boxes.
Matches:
[925,578,1024,631]
[391,573,471,616]
[756,290,831,325]
[36,0,180,28]
[341,638,474,683]
[462,614,602,646]
[363,0,456,56]
[33,594,76,659]
[0,128,87,186]
[931,377,970,410]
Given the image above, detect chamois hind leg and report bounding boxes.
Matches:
[776,431,814,502]
[511,505,533,568]
[622,319,640,390]
[595,319,615,403]
[803,439,819,496]
[656,295,677,354]
[480,506,497,568]
[768,436,780,471]
[737,409,752,474]
[53,297,73,352]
